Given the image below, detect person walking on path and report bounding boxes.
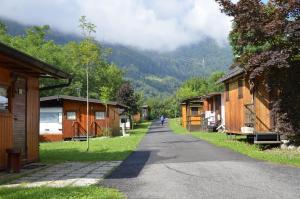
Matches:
[160,115,165,126]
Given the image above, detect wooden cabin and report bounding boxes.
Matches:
[181,97,204,131]
[217,67,278,142]
[141,105,150,120]
[0,42,71,170]
[203,92,225,131]
[40,95,127,141]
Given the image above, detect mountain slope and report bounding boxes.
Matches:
[1,18,232,96]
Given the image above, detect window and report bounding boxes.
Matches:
[40,112,62,123]
[225,83,230,101]
[95,111,105,120]
[67,112,76,120]
[191,107,199,116]
[0,86,8,111]
[238,79,244,99]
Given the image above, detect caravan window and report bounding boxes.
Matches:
[40,112,61,123]
[0,86,8,111]
[95,111,105,120]
[67,112,76,120]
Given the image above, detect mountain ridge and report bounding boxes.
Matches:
[1,18,233,97]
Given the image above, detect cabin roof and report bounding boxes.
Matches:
[203,92,222,99]
[0,42,71,79]
[180,96,204,104]
[216,67,245,84]
[40,95,128,108]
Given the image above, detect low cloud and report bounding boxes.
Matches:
[0,0,233,51]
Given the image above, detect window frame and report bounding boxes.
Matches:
[191,107,199,116]
[66,111,77,120]
[225,83,230,101]
[238,79,244,99]
[0,85,9,112]
[95,111,106,120]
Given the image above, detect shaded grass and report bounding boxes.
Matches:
[169,118,300,167]
[40,122,151,163]
[0,186,125,199]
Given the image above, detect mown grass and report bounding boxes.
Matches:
[0,186,125,199]
[40,121,151,163]
[169,118,300,167]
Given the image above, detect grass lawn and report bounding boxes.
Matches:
[169,118,300,167]
[40,121,151,163]
[0,186,124,199]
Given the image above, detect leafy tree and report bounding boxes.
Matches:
[0,19,124,101]
[117,82,140,128]
[216,0,300,141]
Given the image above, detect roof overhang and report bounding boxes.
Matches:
[0,42,71,79]
[216,67,245,84]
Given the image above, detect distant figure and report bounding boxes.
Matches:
[160,115,165,126]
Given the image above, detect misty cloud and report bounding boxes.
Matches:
[0,0,233,51]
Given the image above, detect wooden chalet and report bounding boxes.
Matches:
[40,95,127,141]
[217,67,280,143]
[0,42,71,170]
[181,97,204,131]
[202,92,225,131]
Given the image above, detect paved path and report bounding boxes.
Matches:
[2,161,121,188]
[104,121,300,199]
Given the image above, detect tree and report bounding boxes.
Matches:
[117,82,139,128]
[216,0,300,141]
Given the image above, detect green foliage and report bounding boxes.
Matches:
[0,19,124,100]
[40,122,151,163]
[117,82,140,115]
[176,71,224,101]
[0,186,125,199]
[146,72,224,119]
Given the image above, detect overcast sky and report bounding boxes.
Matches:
[0,0,266,51]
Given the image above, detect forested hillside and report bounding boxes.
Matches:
[1,18,233,97]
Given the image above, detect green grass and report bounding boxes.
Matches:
[40,121,151,163]
[169,118,300,167]
[0,186,125,199]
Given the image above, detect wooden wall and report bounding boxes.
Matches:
[181,104,187,128]
[224,75,271,134]
[62,100,121,138]
[0,67,40,169]
[0,68,13,169]
[26,77,40,162]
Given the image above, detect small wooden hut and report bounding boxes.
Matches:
[217,67,280,143]
[0,42,71,170]
[181,97,204,131]
[40,95,127,141]
[203,92,225,131]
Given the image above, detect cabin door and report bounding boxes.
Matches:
[13,77,27,159]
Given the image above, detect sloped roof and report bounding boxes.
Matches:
[180,96,204,104]
[216,67,245,84]
[0,42,70,79]
[40,95,128,108]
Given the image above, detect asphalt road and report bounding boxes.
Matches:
[104,121,300,199]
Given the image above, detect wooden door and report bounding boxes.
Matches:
[63,109,79,138]
[13,77,27,158]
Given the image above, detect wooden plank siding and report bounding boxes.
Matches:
[0,68,40,169]
[224,74,272,134]
[0,112,13,170]
[62,100,121,139]
[26,77,40,162]
[181,104,187,128]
